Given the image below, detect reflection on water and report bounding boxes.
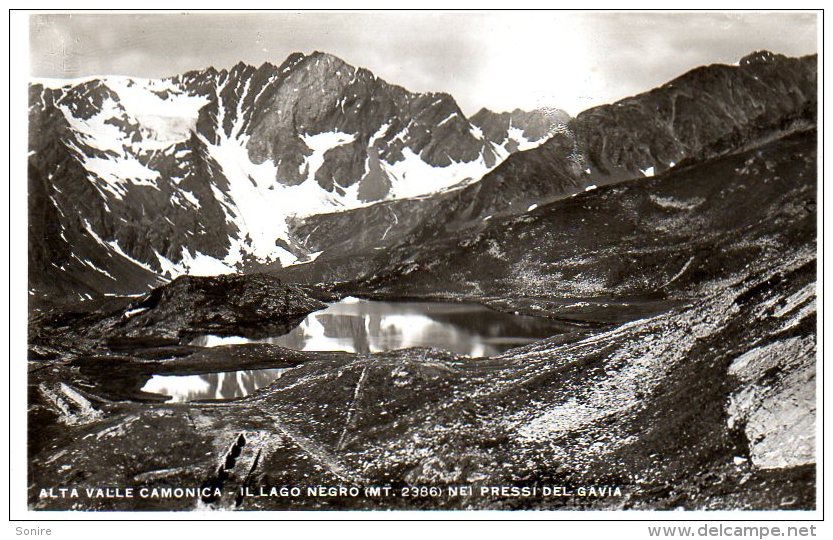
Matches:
[191,297,566,357]
[141,368,285,403]
[144,299,565,402]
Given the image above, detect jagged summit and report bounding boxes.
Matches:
[740,49,788,66]
[196,51,360,86]
[286,50,356,78]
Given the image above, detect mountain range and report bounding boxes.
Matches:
[28,51,568,300]
[28,50,816,302]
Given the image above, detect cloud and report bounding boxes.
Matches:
[29,11,818,116]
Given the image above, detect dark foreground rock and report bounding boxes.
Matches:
[29,273,327,355]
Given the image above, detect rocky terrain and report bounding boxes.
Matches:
[27,51,817,511]
[573,50,816,182]
[27,128,816,510]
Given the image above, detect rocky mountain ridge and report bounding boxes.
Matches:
[278,51,817,285]
[28,50,816,301]
[28,51,567,301]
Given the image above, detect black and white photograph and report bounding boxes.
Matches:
[15,8,820,517]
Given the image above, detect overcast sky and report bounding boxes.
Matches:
[29,11,818,116]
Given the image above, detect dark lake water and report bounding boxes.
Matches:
[192,297,565,357]
[142,297,566,402]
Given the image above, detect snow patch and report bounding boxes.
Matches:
[177,189,201,209]
[367,122,391,148]
[285,251,324,267]
[300,131,356,182]
[155,248,236,278]
[106,240,157,274]
[506,126,539,152]
[383,147,492,199]
[437,112,458,127]
[82,155,161,198]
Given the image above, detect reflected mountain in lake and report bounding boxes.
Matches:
[142,368,285,403]
[191,297,567,357]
